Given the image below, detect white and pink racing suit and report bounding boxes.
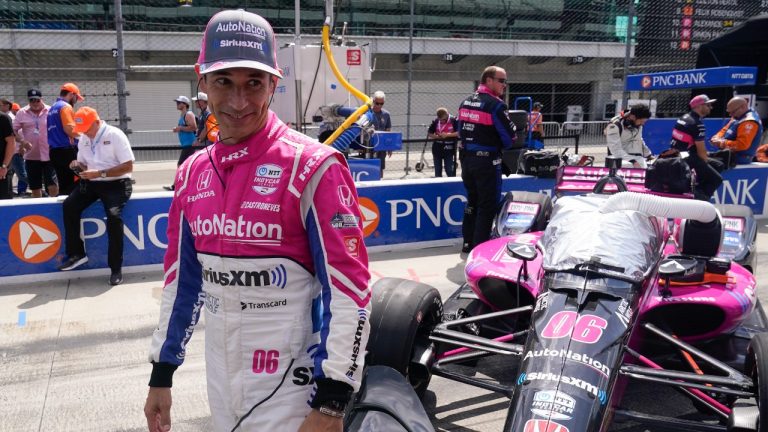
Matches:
[148,111,371,431]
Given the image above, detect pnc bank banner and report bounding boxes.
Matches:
[355,176,555,247]
[625,66,757,91]
[1,169,766,280]
[1,195,169,279]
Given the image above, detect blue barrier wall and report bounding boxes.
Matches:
[2,166,766,280]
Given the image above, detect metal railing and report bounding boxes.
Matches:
[128,120,616,174]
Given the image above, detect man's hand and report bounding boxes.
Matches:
[172,126,180,133]
[710,137,724,148]
[78,169,103,180]
[297,409,343,432]
[144,387,172,432]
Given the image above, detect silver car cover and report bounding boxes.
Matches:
[541,195,666,283]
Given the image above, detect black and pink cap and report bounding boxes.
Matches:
[689,94,716,109]
[197,9,282,78]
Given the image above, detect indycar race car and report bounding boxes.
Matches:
[359,157,764,432]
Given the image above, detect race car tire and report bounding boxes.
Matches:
[367,277,443,398]
[745,332,768,432]
[493,191,553,237]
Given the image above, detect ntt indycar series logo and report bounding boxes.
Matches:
[189,213,282,245]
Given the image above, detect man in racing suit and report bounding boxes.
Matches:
[605,104,653,168]
[458,66,516,253]
[670,94,722,200]
[144,10,371,432]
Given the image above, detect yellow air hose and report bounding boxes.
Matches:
[320,16,372,146]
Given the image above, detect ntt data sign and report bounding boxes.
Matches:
[625,66,757,91]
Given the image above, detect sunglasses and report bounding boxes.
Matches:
[494,78,507,85]
[373,102,384,106]
[29,98,42,102]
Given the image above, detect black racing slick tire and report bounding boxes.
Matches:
[367,277,443,398]
[745,333,768,432]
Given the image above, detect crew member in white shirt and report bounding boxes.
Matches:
[57,107,135,285]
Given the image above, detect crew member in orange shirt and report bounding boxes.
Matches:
[710,97,764,165]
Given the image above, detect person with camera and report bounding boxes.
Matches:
[57,107,134,286]
[669,94,722,201]
[605,104,653,168]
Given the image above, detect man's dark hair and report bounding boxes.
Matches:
[628,104,652,119]
[60,90,71,98]
[480,66,503,85]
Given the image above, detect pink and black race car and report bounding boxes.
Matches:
[354,157,763,432]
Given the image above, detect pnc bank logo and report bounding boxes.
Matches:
[357,197,380,237]
[9,215,62,263]
[641,75,652,88]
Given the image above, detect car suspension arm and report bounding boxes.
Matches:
[438,305,533,330]
[613,409,727,431]
[643,323,753,387]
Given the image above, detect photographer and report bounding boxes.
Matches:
[57,107,134,286]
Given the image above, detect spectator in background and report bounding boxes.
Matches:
[670,94,722,201]
[47,82,84,195]
[458,66,516,254]
[57,107,134,286]
[1,98,29,197]
[427,107,459,177]
[14,89,57,198]
[605,104,653,168]
[164,96,197,191]
[0,110,16,199]
[528,101,545,143]
[711,97,764,164]
[192,91,217,146]
[370,90,392,171]
[0,98,13,120]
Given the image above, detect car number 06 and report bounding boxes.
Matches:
[541,311,607,344]
[252,349,279,374]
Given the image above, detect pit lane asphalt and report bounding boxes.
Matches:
[1,162,766,432]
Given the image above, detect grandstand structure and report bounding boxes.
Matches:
[0,1,766,138]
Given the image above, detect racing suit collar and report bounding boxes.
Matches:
[477,84,503,101]
[213,110,286,169]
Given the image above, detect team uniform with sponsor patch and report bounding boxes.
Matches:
[148,111,371,431]
[458,84,516,250]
